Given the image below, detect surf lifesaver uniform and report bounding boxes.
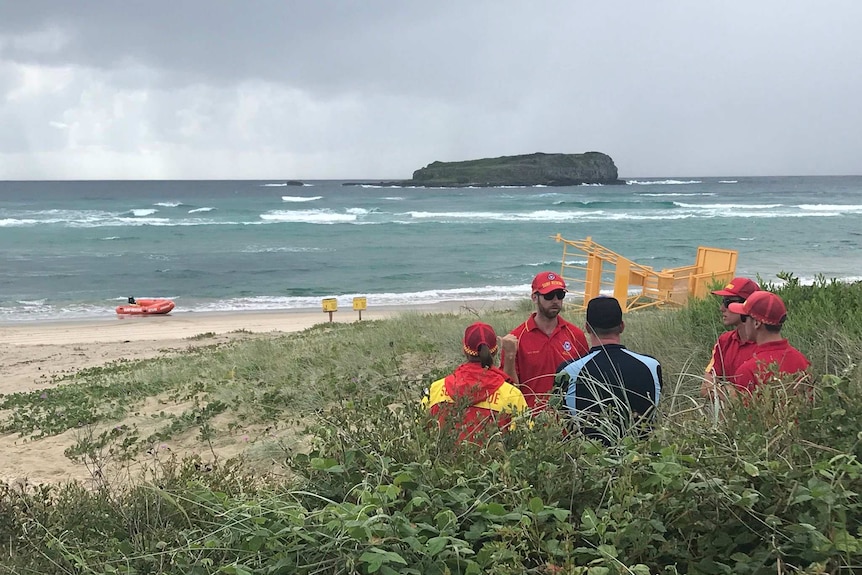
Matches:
[501,314,589,411]
[732,339,810,395]
[424,363,527,444]
[705,329,757,386]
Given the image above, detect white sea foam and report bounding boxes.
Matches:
[533,192,565,198]
[155,202,182,207]
[345,207,376,215]
[281,195,322,202]
[673,202,782,209]
[719,180,738,184]
[381,196,404,201]
[130,208,158,217]
[798,204,862,212]
[637,192,715,197]
[404,209,702,223]
[263,183,288,187]
[0,218,40,227]
[260,210,356,224]
[186,285,533,313]
[240,246,335,253]
[84,217,174,227]
[4,201,849,229]
[626,179,703,185]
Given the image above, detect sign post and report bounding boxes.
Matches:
[322,298,338,322]
[352,296,367,321]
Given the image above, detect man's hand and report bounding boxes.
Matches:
[498,334,519,384]
[700,373,717,399]
[499,334,518,353]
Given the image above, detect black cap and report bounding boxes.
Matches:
[586,296,623,329]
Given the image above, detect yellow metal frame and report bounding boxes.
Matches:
[553,234,737,313]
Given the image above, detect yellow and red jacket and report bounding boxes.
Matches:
[423,362,528,444]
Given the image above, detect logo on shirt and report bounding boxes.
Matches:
[563,341,572,352]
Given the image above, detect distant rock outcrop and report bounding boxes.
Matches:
[344,152,623,187]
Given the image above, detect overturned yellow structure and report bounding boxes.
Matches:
[553,234,738,313]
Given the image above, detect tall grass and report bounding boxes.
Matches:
[1,280,861,574]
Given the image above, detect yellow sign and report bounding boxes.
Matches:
[352,297,367,311]
[322,298,338,312]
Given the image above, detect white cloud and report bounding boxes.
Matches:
[1,1,861,179]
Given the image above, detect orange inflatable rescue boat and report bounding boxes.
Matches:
[116,296,175,316]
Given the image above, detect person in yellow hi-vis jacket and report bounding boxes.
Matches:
[423,322,528,444]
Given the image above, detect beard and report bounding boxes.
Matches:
[537,304,561,320]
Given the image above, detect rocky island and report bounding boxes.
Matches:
[345,151,624,187]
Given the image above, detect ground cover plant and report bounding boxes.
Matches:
[1,281,861,574]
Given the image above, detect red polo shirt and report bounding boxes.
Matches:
[705,329,757,385]
[733,339,811,394]
[502,314,589,410]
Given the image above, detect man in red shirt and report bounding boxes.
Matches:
[727,291,810,397]
[500,271,589,411]
[701,277,760,399]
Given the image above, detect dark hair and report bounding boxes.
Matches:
[587,323,623,337]
[477,344,494,368]
[764,323,782,333]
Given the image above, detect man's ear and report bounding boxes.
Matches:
[619,320,625,334]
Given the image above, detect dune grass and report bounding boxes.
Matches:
[1,277,861,574]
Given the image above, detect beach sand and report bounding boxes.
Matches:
[0,301,511,486]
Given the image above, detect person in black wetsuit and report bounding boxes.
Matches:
[555,296,662,444]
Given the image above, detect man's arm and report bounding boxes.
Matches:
[499,334,519,384]
[701,341,721,398]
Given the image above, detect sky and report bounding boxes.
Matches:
[1,1,861,180]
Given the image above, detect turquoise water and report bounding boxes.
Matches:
[1,176,861,322]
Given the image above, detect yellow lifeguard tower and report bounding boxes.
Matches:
[553,234,738,313]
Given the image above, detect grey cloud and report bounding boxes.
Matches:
[1,1,861,178]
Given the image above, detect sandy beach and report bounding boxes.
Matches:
[0,308,393,395]
[0,301,511,486]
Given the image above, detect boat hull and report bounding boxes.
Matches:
[116,299,175,315]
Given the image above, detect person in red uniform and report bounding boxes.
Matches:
[424,322,528,444]
[727,291,810,397]
[701,277,760,400]
[500,271,589,411]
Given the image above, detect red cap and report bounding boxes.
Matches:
[712,277,760,299]
[728,291,787,326]
[463,322,498,357]
[531,271,567,294]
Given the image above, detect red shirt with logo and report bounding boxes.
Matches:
[732,339,811,394]
[705,329,758,385]
[502,314,589,410]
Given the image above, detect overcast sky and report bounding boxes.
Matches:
[1,1,860,180]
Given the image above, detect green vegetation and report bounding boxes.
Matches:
[1,276,861,574]
[410,152,622,186]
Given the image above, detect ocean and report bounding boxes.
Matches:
[2,176,861,323]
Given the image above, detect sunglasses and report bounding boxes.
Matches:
[721,296,744,308]
[539,290,566,301]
